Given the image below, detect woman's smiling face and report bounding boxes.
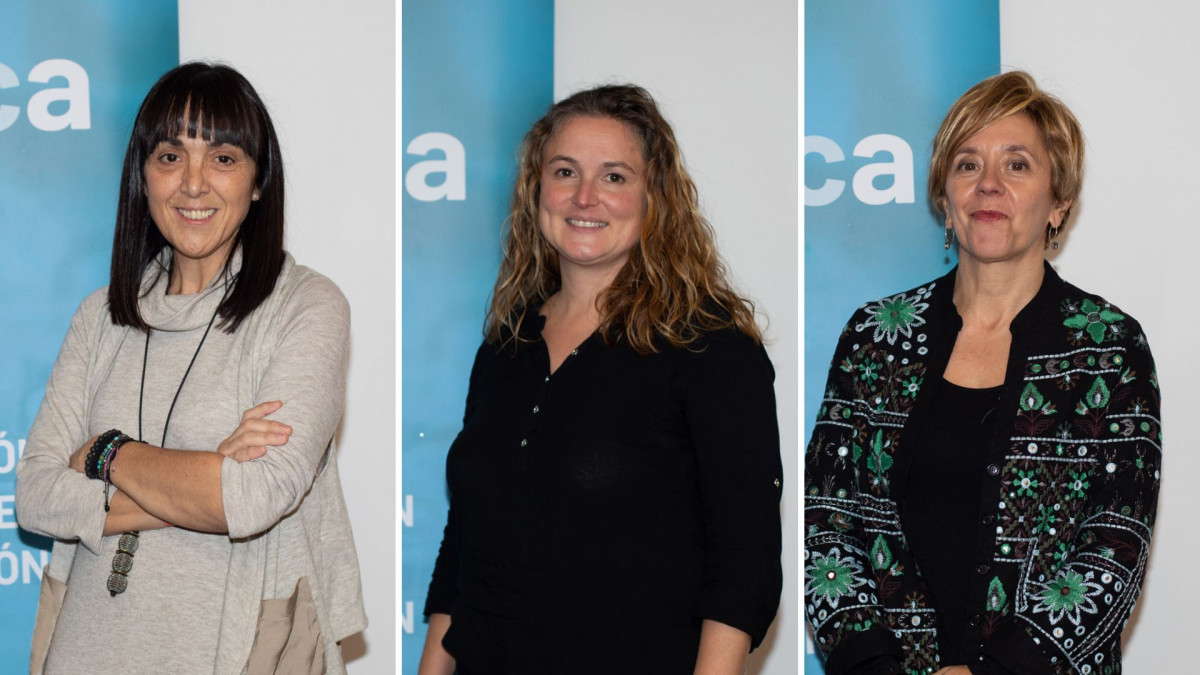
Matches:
[537,115,647,284]
[944,113,1069,268]
[143,133,259,290]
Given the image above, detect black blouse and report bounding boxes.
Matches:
[424,317,783,674]
[902,379,1001,665]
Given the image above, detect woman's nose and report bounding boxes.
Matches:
[180,160,207,197]
[572,180,597,207]
[976,165,1003,195]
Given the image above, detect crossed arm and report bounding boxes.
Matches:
[66,400,293,535]
[16,273,350,551]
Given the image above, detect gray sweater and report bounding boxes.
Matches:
[16,250,366,674]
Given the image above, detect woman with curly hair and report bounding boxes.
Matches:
[419,84,783,674]
[804,71,1160,674]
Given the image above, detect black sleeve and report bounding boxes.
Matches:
[424,343,492,616]
[679,330,783,649]
[804,313,904,673]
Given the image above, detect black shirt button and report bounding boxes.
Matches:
[976,563,990,575]
[986,464,1000,476]
[969,613,982,626]
[981,514,995,525]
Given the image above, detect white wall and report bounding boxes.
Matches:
[1001,1,1199,670]
[556,1,799,672]
[178,1,395,672]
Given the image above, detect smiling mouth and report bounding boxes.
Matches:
[566,218,607,229]
[177,208,217,220]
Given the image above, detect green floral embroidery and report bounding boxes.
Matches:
[1063,298,1124,345]
[1053,541,1071,563]
[1014,468,1040,497]
[849,619,875,632]
[806,549,866,607]
[1067,470,1090,499]
[1034,503,1058,534]
[1020,383,1044,411]
[860,360,881,384]
[900,375,922,399]
[866,430,892,478]
[1085,377,1111,409]
[1033,570,1102,626]
[986,577,1008,613]
[862,292,929,345]
[871,534,893,571]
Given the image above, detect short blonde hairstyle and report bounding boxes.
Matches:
[928,71,1084,222]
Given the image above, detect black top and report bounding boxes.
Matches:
[425,315,783,675]
[902,378,1001,665]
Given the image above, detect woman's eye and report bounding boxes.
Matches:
[955,161,978,172]
[553,167,574,178]
[216,155,236,165]
[1008,160,1029,171]
[604,173,625,184]
[159,152,180,163]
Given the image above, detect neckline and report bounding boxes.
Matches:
[940,377,1003,395]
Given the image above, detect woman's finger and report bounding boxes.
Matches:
[240,399,284,422]
[218,431,289,457]
[229,419,292,436]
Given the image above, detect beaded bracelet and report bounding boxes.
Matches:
[84,430,123,480]
[99,434,133,512]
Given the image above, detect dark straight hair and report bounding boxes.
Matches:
[108,62,285,332]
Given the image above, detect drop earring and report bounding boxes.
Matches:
[944,225,954,250]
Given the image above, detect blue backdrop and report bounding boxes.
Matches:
[400,1,553,672]
[803,2,998,671]
[0,1,178,669]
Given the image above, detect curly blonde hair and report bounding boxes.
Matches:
[486,84,761,353]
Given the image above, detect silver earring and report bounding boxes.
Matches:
[1047,223,1061,250]
[944,226,954,250]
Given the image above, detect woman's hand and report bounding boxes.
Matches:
[217,400,292,463]
[68,435,99,475]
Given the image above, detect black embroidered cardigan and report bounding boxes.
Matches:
[804,264,1161,675]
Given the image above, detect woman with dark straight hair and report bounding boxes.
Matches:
[16,62,365,674]
[420,84,783,675]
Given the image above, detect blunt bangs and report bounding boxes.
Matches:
[109,62,285,333]
[133,64,269,185]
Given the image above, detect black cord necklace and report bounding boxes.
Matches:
[138,307,220,445]
[108,304,220,597]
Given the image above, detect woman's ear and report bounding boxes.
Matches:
[1051,199,1073,227]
